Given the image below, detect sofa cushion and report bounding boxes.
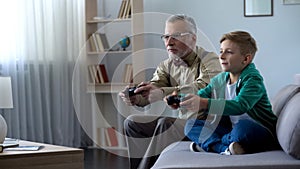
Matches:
[271,84,300,116]
[277,92,300,159]
[152,141,300,169]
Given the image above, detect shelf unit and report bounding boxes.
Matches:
[85,0,145,88]
[84,0,144,151]
[87,83,128,93]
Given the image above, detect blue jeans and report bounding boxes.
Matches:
[184,118,277,153]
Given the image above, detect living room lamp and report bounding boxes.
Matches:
[0,76,13,143]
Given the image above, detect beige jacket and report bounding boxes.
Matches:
[137,46,222,119]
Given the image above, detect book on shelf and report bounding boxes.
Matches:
[89,34,97,52]
[99,64,109,83]
[88,64,109,84]
[105,127,118,147]
[122,0,129,19]
[96,65,105,83]
[125,0,132,18]
[97,127,126,148]
[117,0,127,19]
[118,0,131,19]
[123,64,133,83]
[87,65,95,83]
[116,130,127,148]
[94,33,104,52]
[97,128,106,147]
[88,65,98,83]
[99,33,110,50]
[94,33,110,52]
[91,65,101,83]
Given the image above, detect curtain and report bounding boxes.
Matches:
[0,0,88,147]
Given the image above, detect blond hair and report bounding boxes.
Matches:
[220,31,258,57]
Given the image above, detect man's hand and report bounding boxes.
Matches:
[135,82,164,103]
[119,85,139,106]
[119,82,164,105]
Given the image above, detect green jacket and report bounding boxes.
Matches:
[199,63,277,136]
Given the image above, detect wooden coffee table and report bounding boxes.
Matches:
[0,140,84,169]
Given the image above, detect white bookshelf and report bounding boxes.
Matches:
[85,0,144,150]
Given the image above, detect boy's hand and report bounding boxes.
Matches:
[164,90,181,109]
[180,94,202,112]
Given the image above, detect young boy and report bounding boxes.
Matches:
[180,31,279,155]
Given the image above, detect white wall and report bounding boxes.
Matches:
[143,0,300,98]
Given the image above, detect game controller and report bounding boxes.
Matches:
[166,95,181,105]
[125,84,146,97]
[127,86,137,97]
[166,94,185,109]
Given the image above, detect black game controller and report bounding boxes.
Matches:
[125,84,147,97]
[127,86,137,97]
[166,95,183,108]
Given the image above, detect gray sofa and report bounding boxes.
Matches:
[152,84,300,169]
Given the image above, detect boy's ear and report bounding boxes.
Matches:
[243,54,252,64]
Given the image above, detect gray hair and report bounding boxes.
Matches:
[166,14,197,35]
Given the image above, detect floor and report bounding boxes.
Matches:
[84,148,130,169]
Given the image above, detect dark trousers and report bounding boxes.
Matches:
[124,114,188,169]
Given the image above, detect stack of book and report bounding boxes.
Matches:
[0,138,19,152]
[89,33,110,52]
[97,127,126,148]
[88,64,109,84]
[117,0,132,19]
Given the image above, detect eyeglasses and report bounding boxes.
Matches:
[161,32,191,41]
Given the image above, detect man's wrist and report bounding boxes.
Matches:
[160,88,165,95]
[161,86,180,96]
[175,86,180,92]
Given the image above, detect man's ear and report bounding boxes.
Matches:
[192,34,197,41]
